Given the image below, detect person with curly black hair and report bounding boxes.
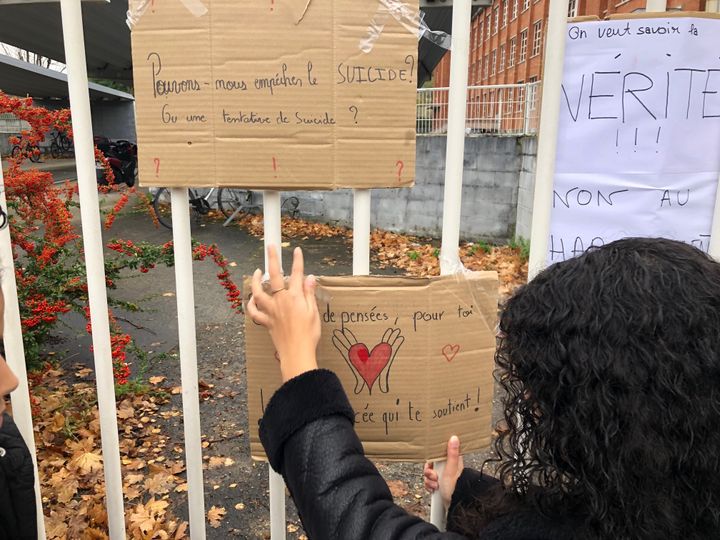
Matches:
[249,237,720,539]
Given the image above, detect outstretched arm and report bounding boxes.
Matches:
[260,369,467,540]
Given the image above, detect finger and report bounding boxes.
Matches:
[424,479,438,493]
[250,268,272,310]
[344,327,359,345]
[303,274,317,309]
[289,247,304,292]
[246,296,270,327]
[445,435,462,477]
[382,328,392,343]
[333,329,351,350]
[391,336,404,356]
[389,328,401,345]
[267,245,284,291]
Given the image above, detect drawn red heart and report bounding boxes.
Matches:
[442,344,460,362]
[348,342,392,391]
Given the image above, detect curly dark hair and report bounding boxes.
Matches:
[460,238,720,539]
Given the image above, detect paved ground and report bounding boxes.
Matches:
[49,189,497,538]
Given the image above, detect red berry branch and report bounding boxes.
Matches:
[1,92,243,389]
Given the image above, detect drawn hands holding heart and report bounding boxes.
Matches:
[333,327,404,394]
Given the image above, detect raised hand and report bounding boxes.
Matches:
[247,246,320,382]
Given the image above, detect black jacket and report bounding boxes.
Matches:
[259,369,576,540]
[0,413,37,540]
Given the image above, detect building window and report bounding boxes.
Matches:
[499,44,506,72]
[486,13,491,39]
[493,6,499,34]
[502,0,509,27]
[479,20,484,43]
[508,37,516,67]
[568,0,578,17]
[483,55,489,80]
[512,0,519,19]
[491,49,497,76]
[531,20,543,57]
[519,28,528,63]
[522,0,530,12]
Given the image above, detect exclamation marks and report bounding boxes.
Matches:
[474,387,480,412]
[272,157,278,178]
[656,126,661,153]
[270,0,275,11]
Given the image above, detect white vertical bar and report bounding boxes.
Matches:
[0,160,46,540]
[523,83,532,135]
[169,188,206,539]
[262,191,286,540]
[59,2,126,538]
[439,0,472,278]
[353,190,371,275]
[435,0,472,530]
[525,0,570,280]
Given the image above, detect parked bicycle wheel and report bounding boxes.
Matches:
[217,188,253,219]
[11,144,41,162]
[152,188,173,229]
[50,142,61,159]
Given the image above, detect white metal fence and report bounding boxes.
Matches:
[0,0,519,538]
[416,81,541,136]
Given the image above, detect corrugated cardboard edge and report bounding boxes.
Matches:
[245,271,500,463]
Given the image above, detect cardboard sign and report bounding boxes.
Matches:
[245,273,499,462]
[130,0,418,189]
[549,14,720,263]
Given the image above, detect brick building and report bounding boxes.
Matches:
[426,0,706,132]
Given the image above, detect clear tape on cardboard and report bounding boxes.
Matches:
[126,0,208,29]
[360,0,453,53]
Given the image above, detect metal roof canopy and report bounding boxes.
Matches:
[0,52,134,101]
[0,0,132,82]
[0,0,480,88]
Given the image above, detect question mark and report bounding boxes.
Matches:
[404,55,415,83]
[395,160,404,182]
[348,105,359,124]
[153,158,160,177]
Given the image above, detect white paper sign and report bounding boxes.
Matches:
[549,16,720,263]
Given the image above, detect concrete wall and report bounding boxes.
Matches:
[515,136,537,241]
[286,135,536,242]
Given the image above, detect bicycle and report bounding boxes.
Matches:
[152,187,217,229]
[50,130,73,158]
[10,140,41,163]
[217,189,299,226]
[153,187,300,229]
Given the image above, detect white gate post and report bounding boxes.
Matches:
[435,0,472,530]
[525,0,570,280]
[0,158,47,539]
[263,191,286,540]
[59,0,126,537]
[169,188,207,539]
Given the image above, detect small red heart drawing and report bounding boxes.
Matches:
[349,342,392,391]
[442,344,460,362]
